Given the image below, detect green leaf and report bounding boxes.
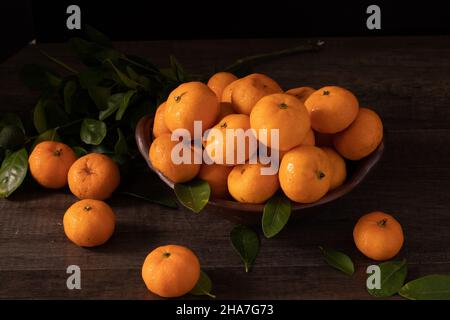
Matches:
[105,59,140,89]
[84,24,113,48]
[115,191,178,209]
[367,260,408,297]
[115,90,136,120]
[174,179,210,213]
[72,146,88,158]
[319,246,355,275]
[262,194,291,238]
[0,148,28,198]
[230,225,260,273]
[63,80,77,114]
[189,270,216,298]
[78,67,104,89]
[20,64,61,91]
[88,86,111,109]
[0,125,25,150]
[126,65,140,81]
[114,128,128,155]
[0,113,25,133]
[399,275,450,300]
[31,128,61,150]
[33,99,47,134]
[80,118,107,145]
[90,144,114,155]
[33,99,70,134]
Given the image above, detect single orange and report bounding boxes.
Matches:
[207,72,238,100]
[28,141,77,189]
[353,211,404,261]
[321,147,346,190]
[197,163,233,199]
[279,146,331,203]
[228,163,279,204]
[63,199,115,247]
[250,93,311,151]
[286,86,315,103]
[68,153,120,200]
[149,133,200,183]
[304,86,359,133]
[142,245,200,298]
[301,129,315,146]
[152,102,170,138]
[165,81,219,136]
[333,108,383,160]
[246,73,283,92]
[231,75,283,115]
[204,114,252,165]
[221,79,241,103]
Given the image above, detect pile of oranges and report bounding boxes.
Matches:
[150,72,384,204]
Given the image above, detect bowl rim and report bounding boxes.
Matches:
[135,115,384,212]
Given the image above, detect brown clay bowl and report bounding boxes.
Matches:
[135,115,384,216]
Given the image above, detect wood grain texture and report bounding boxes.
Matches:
[1,36,450,299]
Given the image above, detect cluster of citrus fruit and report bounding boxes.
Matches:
[150,72,384,204]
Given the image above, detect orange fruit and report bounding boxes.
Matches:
[216,102,235,121]
[204,114,252,165]
[207,72,238,100]
[231,75,283,115]
[228,163,279,204]
[142,245,200,298]
[333,108,383,160]
[152,102,170,138]
[221,79,240,103]
[28,141,77,189]
[246,73,283,92]
[301,129,315,146]
[250,93,310,151]
[314,131,334,147]
[286,86,315,103]
[63,199,115,247]
[304,86,359,133]
[165,81,219,136]
[321,147,346,190]
[279,146,331,203]
[353,211,404,261]
[149,133,200,183]
[68,153,120,200]
[197,163,233,198]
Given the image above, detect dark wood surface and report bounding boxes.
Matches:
[1,37,450,299]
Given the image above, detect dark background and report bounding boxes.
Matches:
[1,1,450,61]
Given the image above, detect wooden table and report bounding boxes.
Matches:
[1,37,449,299]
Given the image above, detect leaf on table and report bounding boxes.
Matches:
[80,118,107,145]
[78,67,104,89]
[189,270,216,298]
[174,179,210,213]
[230,225,260,272]
[84,24,113,48]
[399,275,450,300]
[0,148,28,198]
[170,55,187,82]
[88,86,111,110]
[262,193,291,238]
[319,246,354,275]
[105,59,141,89]
[63,80,77,114]
[115,90,136,120]
[367,260,408,297]
[31,128,61,151]
[72,146,88,158]
[115,191,178,209]
[20,64,61,91]
[114,128,128,156]
[0,113,25,134]
[0,125,25,151]
[33,99,70,134]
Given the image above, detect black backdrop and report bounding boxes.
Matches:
[1,0,450,60]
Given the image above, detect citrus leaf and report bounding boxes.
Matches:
[189,270,216,298]
[115,191,177,209]
[78,67,104,89]
[20,64,61,91]
[0,113,25,133]
[72,146,88,158]
[63,80,77,114]
[230,225,260,272]
[88,86,111,110]
[33,99,70,134]
[368,260,407,297]
[170,55,186,82]
[84,24,113,48]
[262,194,291,238]
[174,179,210,213]
[80,118,107,145]
[114,128,128,156]
[31,128,61,151]
[399,275,450,300]
[319,246,355,275]
[105,59,140,89]
[0,148,28,198]
[0,125,25,150]
[33,99,47,134]
[115,90,136,120]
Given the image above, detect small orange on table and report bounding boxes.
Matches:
[353,211,404,261]
[142,245,200,298]
[68,153,120,200]
[63,199,116,247]
[28,141,77,189]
